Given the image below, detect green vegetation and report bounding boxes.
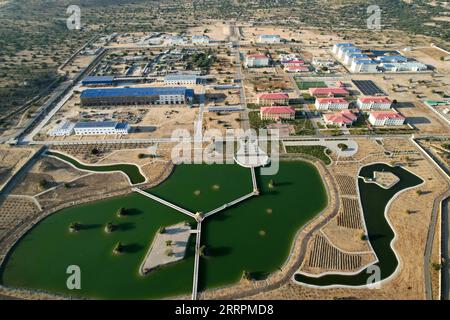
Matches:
[248,111,274,130]
[285,145,331,165]
[296,80,327,90]
[286,118,315,135]
[337,143,348,151]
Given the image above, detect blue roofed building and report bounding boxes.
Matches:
[73,121,130,135]
[258,34,281,44]
[350,59,378,73]
[332,43,354,55]
[380,61,428,72]
[337,47,361,59]
[81,76,115,86]
[80,87,195,106]
[344,53,369,66]
[376,55,408,63]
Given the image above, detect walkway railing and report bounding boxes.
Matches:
[132,188,197,219]
[133,164,259,300]
[192,221,202,300]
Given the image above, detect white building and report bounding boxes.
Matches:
[192,35,210,45]
[49,121,76,137]
[315,98,350,110]
[381,62,428,72]
[164,74,198,85]
[357,97,392,110]
[73,121,130,136]
[344,53,369,66]
[338,47,360,59]
[312,57,335,68]
[165,35,186,46]
[368,111,405,126]
[258,34,281,44]
[350,59,378,73]
[245,54,269,67]
[332,43,354,55]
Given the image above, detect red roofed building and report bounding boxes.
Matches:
[323,109,358,127]
[368,110,405,126]
[309,87,349,97]
[284,65,309,73]
[260,106,295,121]
[357,96,391,110]
[315,97,350,110]
[245,54,269,67]
[282,60,305,67]
[258,92,289,105]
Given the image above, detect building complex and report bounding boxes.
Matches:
[80,87,195,107]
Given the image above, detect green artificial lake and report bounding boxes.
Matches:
[295,163,423,287]
[1,161,327,299]
[47,151,146,184]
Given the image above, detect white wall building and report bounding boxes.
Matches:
[344,53,369,66]
[350,59,378,73]
[357,97,392,110]
[338,47,360,59]
[49,121,75,137]
[315,98,350,110]
[164,74,198,85]
[368,111,405,126]
[258,34,281,44]
[381,62,428,72]
[332,43,354,55]
[245,54,269,67]
[165,35,186,46]
[73,121,130,136]
[192,35,210,45]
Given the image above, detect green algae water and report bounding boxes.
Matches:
[47,151,146,184]
[199,162,327,290]
[295,163,423,287]
[1,162,327,299]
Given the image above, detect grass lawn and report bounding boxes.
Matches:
[287,118,316,135]
[285,145,331,165]
[296,80,327,90]
[248,111,274,130]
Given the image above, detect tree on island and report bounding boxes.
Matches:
[165,248,173,257]
[159,226,166,234]
[69,222,81,232]
[105,222,116,233]
[199,245,207,257]
[113,242,124,254]
[166,240,173,246]
[116,207,127,217]
[360,233,368,241]
[243,270,252,281]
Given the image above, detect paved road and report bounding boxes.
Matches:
[442,197,449,300]
[231,24,250,131]
[23,133,450,146]
[194,86,206,141]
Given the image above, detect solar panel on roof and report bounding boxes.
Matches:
[352,80,386,96]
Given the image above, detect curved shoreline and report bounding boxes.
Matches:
[46,150,147,185]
